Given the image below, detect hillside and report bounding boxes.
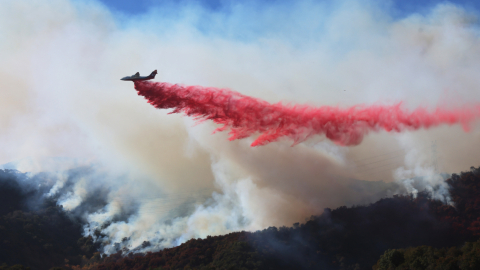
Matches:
[76,167,480,270]
[1,167,480,270]
[0,170,99,270]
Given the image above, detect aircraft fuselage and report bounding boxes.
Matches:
[121,70,157,81]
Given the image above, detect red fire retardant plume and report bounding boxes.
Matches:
[134,81,480,146]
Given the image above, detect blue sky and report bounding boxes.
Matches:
[97,0,480,17]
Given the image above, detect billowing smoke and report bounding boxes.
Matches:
[2,0,480,255]
[135,80,480,146]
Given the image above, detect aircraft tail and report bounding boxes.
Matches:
[150,70,157,78]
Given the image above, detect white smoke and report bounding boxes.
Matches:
[1,0,480,254]
[393,133,450,202]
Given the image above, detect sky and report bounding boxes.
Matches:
[97,0,480,17]
[3,0,480,254]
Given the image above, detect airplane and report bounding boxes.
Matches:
[121,70,157,81]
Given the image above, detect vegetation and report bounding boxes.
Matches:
[373,241,480,270]
[1,166,480,269]
[0,170,99,270]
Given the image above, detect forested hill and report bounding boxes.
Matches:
[1,167,480,270]
[0,170,99,270]
[79,167,480,270]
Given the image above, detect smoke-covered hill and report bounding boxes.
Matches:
[79,167,479,270]
[0,170,100,270]
[1,166,479,269]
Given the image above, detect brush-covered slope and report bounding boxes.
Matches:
[1,166,480,270]
[0,170,99,270]
[77,167,480,270]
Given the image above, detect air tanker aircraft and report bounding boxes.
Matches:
[121,70,157,81]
